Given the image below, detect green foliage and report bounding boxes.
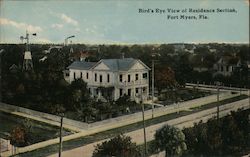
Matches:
[70,79,90,104]
[206,119,223,153]
[183,109,250,156]
[77,100,98,123]
[115,95,138,114]
[154,125,187,156]
[93,134,140,157]
[183,121,207,154]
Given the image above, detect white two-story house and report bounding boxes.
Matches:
[64,58,150,102]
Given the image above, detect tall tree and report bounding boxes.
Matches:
[154,125,187,156]
[155,66,177,94]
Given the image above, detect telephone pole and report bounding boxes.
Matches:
[0,49,4,102]
[151,58,154,118]
[141,90,147,157]
[59,115,63,157]
[217,85,220,119]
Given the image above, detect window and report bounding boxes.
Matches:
[135,74,138,81]
[143,73,147,79]
[80,72,83,79]
[128,89,131,96]
[74,72,76,80]
[220,66,223,71]
[136,88,139,94]
[95,73,97,82]
[100,75,103,83]
[66,73,69,77]
[120,74,123,82]
[120,89,123,96]
[107,74,110,83]
[226,66,229,72]
[86,72,89,79]
[128,74,131,82]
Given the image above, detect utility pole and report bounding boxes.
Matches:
[141,90,147,157]
[217,85,220,120]
[248,89,250,109]
[0,49,4,102]
[59,115,63,157]
[240,69,242,95]
[151,59,154,118]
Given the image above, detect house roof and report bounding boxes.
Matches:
[217,56,240,65]
[100,58,136,71]
[68,61,96,70]
[68,58,150,71]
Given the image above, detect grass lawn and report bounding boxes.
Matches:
[157,88,212,105]
[0,111,72,146]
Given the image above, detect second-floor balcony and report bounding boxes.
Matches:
[117,79,148,87]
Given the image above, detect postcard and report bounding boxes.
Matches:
[0,0,249,157]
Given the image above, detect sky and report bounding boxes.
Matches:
[0,0,249,44]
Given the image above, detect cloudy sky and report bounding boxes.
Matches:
[0,0,249,44]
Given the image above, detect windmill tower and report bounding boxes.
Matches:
[20,31,36,71]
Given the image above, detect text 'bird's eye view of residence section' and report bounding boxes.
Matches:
[0,0,249,157]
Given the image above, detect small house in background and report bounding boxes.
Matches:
[191,55,214,72]
[70,51,94,62]
[79,51,92,61]
[9,64,20,73]
[192,57,209,72]
[213,56,241,77]
[64,58,150,103]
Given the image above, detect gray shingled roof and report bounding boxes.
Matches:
[68,58,149,71]
[100,58,136,71]
[67,61,96,70]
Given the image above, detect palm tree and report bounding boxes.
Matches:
[154,125,187,156]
